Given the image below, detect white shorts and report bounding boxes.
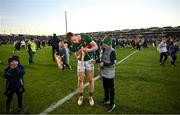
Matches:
[77,60,94,73]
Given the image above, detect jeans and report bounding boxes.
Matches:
[28,51,35,64]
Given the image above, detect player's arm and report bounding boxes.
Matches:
[75,52,81,59]
[84,41,98,53]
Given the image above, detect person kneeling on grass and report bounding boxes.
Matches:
[4,55,26,113]
[99,36,116,112]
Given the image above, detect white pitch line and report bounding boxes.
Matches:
[117,50,137,65]
[40,50,137,114]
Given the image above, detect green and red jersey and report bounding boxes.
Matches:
[70,34,94,61]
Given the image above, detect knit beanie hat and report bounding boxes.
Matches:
[102,37,112,46]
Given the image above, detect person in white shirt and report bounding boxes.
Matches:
[21,40,26,49]
[157,37,168,65]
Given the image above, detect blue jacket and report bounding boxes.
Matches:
[169,44,179,56]
[4,64,25,92]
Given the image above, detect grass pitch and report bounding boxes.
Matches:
[0,45,180,114]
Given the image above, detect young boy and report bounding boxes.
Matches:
[60,42,70,70]
[99,36,116,112]
[4,55,26,113]
[157,37,168,65]
[66,32,98,106]
[169,37,179,66]
[64,43,71,69]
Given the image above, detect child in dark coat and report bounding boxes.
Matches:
[169,38,179,66]
[4,55,26,113]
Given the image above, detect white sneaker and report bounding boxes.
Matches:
[78,96,83,106]
[107,104,116,112]
[89,96,94,106]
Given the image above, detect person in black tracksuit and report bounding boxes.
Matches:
[50,34,60,61]
[4,55,25,113]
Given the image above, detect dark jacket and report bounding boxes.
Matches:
[50,36,59,49]
[4,64,25,93]
[169,44,179,56]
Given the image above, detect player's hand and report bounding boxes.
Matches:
[82,48,90,53]
[75,51,83,60]
[91,58,96,64]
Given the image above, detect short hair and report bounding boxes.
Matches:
[66,32,74,43]
[81,34,86,39]
[108,34,113,38]
[30,37,34,40]
[8,55,20,63]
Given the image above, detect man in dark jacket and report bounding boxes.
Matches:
[50,33,60,61]
[4,55,26,113]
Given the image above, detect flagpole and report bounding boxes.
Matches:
[65,11,68,34]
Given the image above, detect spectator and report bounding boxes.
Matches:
[169,37,179,66]
[21,40,26,49]
[27,38,36,64]
[4,55,26,113]
[157,37,168,65]
[50,34,60,61]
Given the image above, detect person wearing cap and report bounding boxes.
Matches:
[27,37,36,64]
[157,36,168,65]
[99,36,116,112]
[4,55,26,113]
[66,32,98,106]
